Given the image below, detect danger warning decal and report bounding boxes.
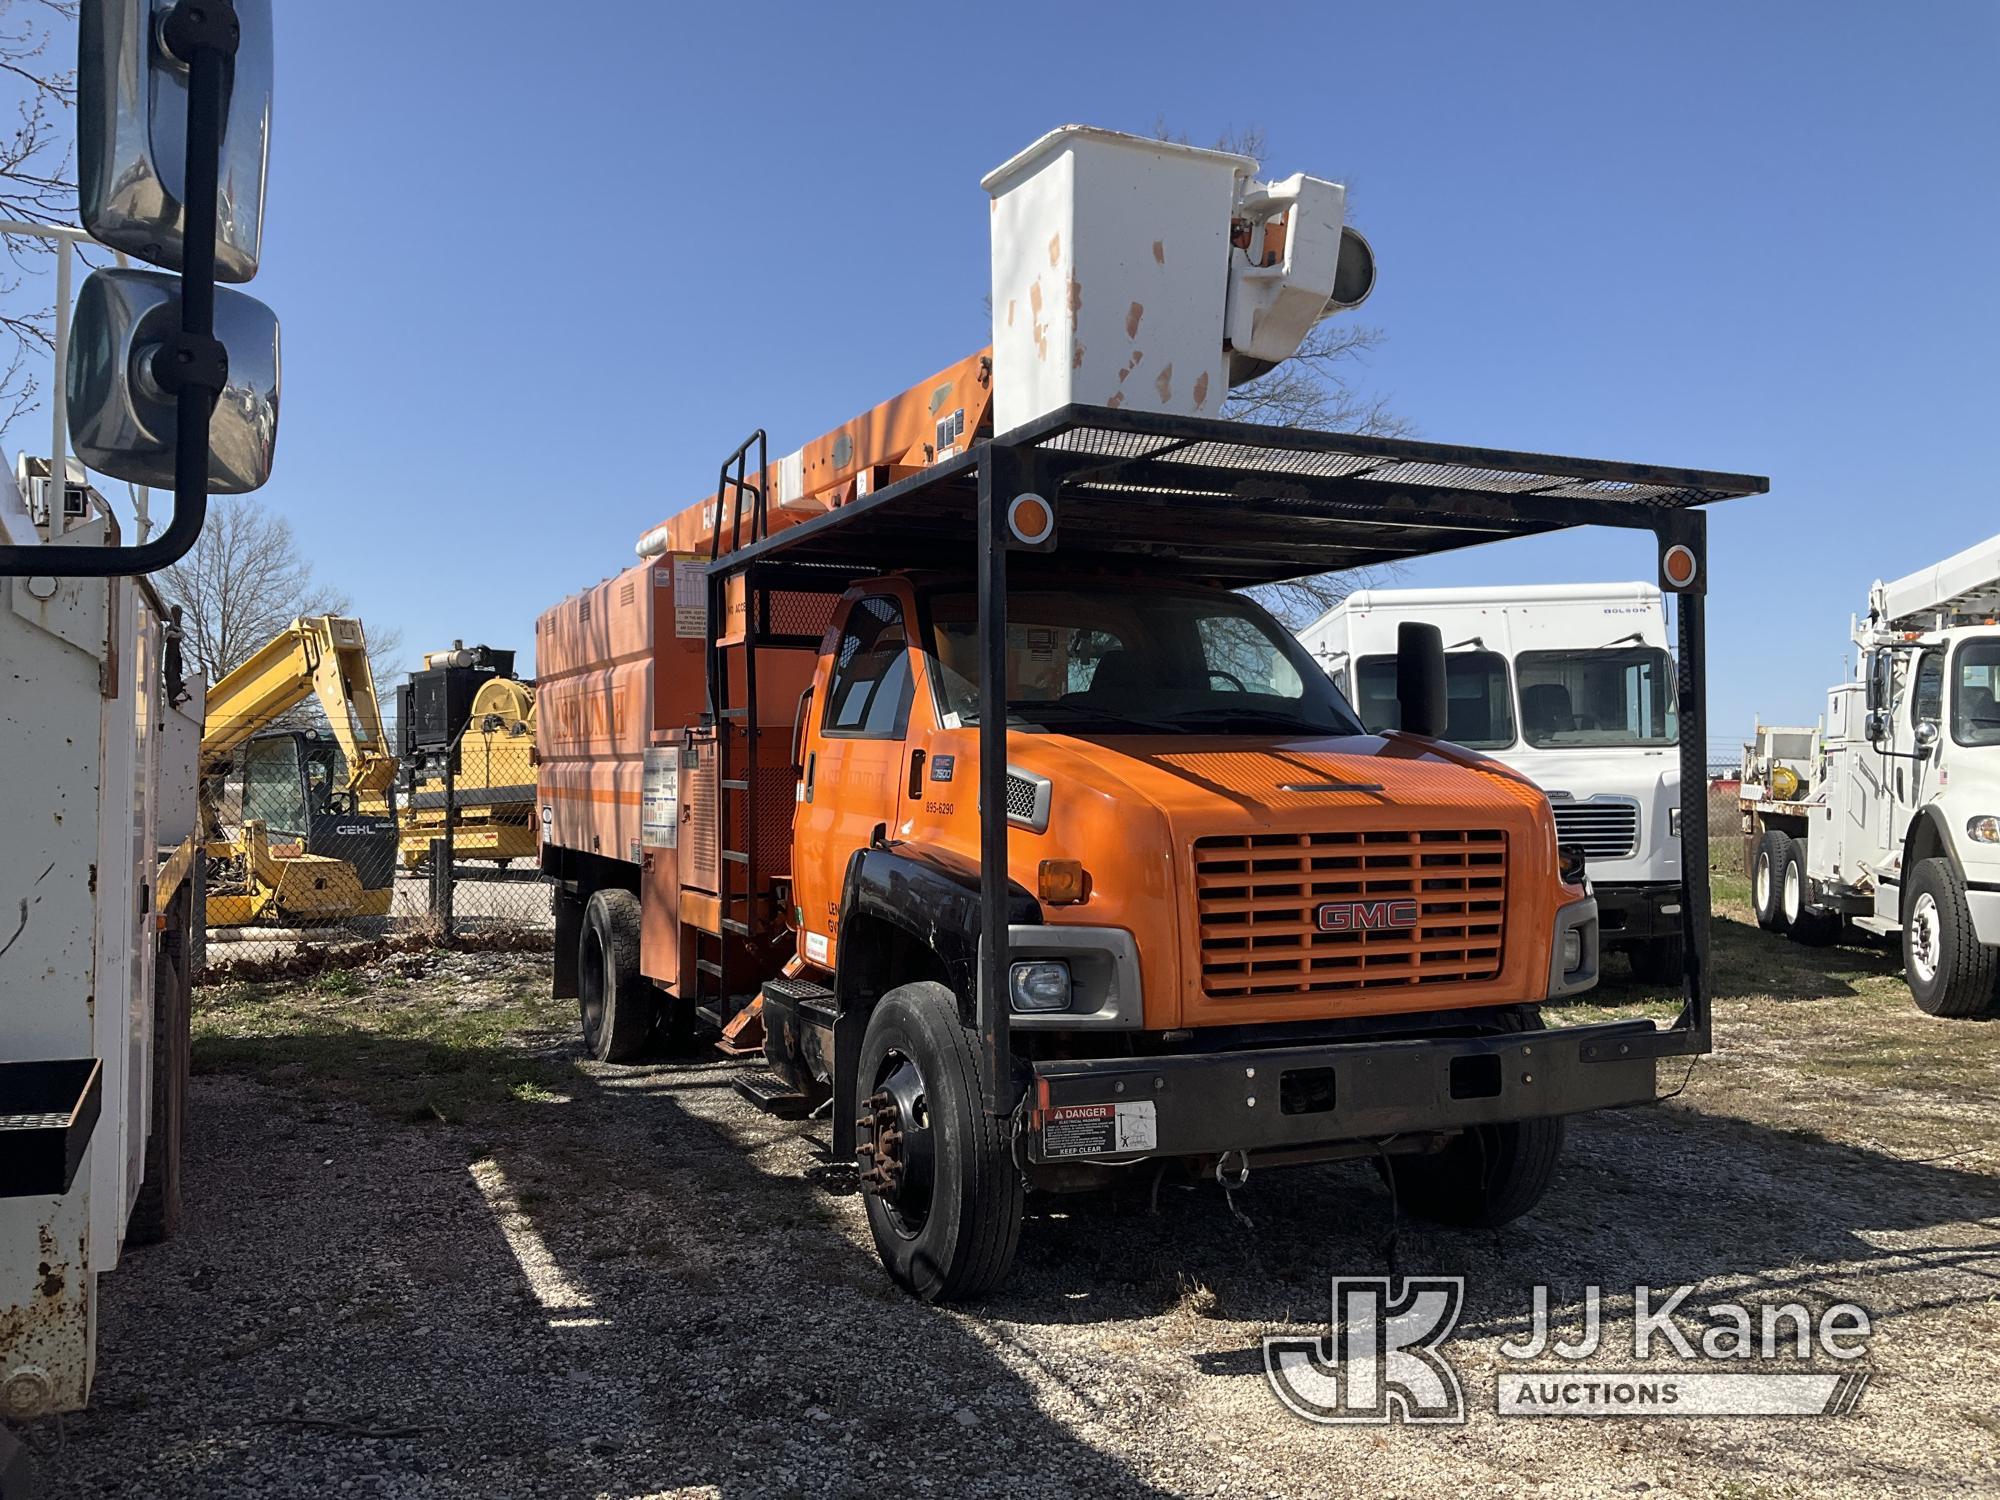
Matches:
[1040,1100,1158,1159]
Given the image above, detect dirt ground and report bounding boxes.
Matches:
[18,886,2000,1499]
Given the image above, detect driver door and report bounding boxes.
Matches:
[792,589,917,969]
[1883,647,1943,859]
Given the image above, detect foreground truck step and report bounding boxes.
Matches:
[536,123,1767,1300]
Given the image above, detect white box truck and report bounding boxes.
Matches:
[1738,534,2000,1018]
[1302,584,1684,980]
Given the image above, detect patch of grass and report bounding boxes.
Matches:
[191,957,575,1125]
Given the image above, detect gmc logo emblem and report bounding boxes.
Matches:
[1317,899,1419,933]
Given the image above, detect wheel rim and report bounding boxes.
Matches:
[579,924,606,1043]
[1783,861,1803,923]
[857,1050,935,1238]
[1909,892,1941,985]
[1755,851,1773,912]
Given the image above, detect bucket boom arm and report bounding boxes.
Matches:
[200,615,397,796]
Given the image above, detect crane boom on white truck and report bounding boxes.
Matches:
[1739,532,2000,1019]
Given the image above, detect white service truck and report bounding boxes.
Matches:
[1739,534,2000,1019]
[2,0,279,1462]
[1302,584,1685,980]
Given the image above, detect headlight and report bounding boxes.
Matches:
[1561,928,1583,975]
[1009,960,1072,1012]
[1969,816,2000,845]
[1668,806,1683,838]
[1558,842,1588,887]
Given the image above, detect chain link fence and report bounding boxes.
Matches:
[196,719,550,981]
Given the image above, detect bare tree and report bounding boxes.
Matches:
[160,495,403,713]
[1154,120,1413,627]
[0,0,77,437]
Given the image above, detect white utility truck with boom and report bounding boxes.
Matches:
[2,0,280,1460]
[1304,584,1685,981]
[1739,533,2000,1017]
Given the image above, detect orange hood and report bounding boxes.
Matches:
[1001,731,1562,1028]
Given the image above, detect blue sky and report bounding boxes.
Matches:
[20,2,2000,752]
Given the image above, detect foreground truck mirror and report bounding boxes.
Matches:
[78,0,272,281]
[0,0,278,577]
[1396,621,1447,738]
[66,267,280,493]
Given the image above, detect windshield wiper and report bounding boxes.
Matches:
[1168,706,1335,734]
[959,699,1184,734]
[1014,699,1183,733]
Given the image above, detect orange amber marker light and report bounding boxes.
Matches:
[1007,492,1055,545]
[1661,543,1698,590]
[1038,858,1088,904]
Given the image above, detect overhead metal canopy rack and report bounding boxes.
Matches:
[701,402,1768,1119]
[711,403,1767,585]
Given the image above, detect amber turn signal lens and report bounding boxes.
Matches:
[1662,543,1698,589]
[1037,858,1088,904]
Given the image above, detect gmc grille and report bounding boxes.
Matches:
[1192,829,1507,998]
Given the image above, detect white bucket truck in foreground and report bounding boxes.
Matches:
[1738,533,2000,1019]
[1303,584,1684,980]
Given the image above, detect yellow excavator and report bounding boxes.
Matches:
[200,615,400,927]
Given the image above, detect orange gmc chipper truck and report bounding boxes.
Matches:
[535,127,1766,1301]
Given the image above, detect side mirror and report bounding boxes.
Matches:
[1396,621,1447,739]
[1864,709,1888,746]
[1915,720,1940,756]
[78,0,273,281]
[67,267,280,492]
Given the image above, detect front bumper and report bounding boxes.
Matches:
[1593,881,1684,944]
[1025,1016,1662,1164]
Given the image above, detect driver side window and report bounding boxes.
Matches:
[1913,650,1944,730]
[822,596,914,738]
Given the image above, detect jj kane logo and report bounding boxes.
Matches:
[1266,1279,1873,1425]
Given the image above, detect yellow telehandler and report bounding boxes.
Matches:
[200,615,399,927]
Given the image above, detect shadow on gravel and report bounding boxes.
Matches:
[1592,914,1905,1005]
[36,1038,1178,1500]
[985,1099,2000,1335]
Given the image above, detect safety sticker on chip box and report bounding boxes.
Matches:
[1040,1100,1158,1158]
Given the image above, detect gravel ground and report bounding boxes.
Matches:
[16,917,2000,1499]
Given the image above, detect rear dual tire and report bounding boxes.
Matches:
[1755,829,1842,946]
[1753,830,1791,932]
[578,889,656,1062]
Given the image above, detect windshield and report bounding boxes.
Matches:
[1353,651,1515,749]
[1953,638,2000,748]
[1516,647,1677,748]
[926,585,1367,736]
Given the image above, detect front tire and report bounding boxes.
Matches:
[1625,935,1685,985]
[1903,857,2000,1019]
[853,982,1024,1302]
[578,888,656,1061]
[1753,830,1792,933]
[1392,1115,1566,1228]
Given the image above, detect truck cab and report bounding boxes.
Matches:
[791,573,1597,1031]
[1304,585,1685,980]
